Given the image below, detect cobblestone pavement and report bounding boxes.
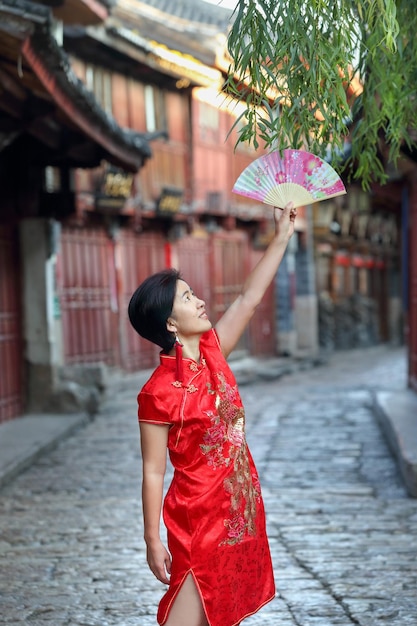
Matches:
[1,346,417,626]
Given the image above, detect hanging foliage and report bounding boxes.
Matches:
[224,0,417,188]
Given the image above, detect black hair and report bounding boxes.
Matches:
[128,268,181,353]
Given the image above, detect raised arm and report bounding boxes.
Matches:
[139,422,172,584]
[215,202,296,358]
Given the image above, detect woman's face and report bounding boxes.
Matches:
[169,279,212,339]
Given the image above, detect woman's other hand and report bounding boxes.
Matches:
[146,538,172,585]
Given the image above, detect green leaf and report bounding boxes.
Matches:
[224,0,413,188]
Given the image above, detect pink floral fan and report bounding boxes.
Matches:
[232,149,346,209]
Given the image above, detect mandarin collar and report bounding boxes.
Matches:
[160,353,206,376]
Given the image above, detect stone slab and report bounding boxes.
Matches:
[373,390,417,497]
[0,412,89,489]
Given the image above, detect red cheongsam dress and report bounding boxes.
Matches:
[138,328,275,626]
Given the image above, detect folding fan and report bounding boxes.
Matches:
[232,149,346,209]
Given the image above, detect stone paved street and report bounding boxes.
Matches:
[1,346,417,626]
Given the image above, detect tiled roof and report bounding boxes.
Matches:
[113,0,234,66]
[138,0,233,27]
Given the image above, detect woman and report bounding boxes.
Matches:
[128,202,296,626]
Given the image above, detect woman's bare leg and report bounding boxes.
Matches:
[165,573,209,626]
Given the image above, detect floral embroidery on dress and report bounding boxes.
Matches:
[200,372,260,545]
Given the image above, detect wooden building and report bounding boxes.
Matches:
[55,0,311,376]
[382,153,417,392]
[313,148,417,393]
[0,0,151,421]
[3,0,413,426]
[1,0,311,421]
[313,184,401,351]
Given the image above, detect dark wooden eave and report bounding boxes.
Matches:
[36,0,112,27]
[0,0,151,172]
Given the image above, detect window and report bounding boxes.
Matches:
[199,101,219,143]
[145,85,167,133]
[44,167,61,192]
[85,64,113,115]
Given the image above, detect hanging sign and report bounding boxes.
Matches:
[157,188,183,215]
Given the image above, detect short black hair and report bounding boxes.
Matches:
[128,268,181,352]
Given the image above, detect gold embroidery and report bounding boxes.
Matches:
[206,381,216,395]
[200,372,258,545]
[190,358,206,372]
[187,384,198,393]
[171,380,182,388]
[221,446,260,545]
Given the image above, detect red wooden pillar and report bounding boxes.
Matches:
[408,178,417,391]
[0,224,23,422]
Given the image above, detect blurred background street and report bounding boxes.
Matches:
[1,345,416,626]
